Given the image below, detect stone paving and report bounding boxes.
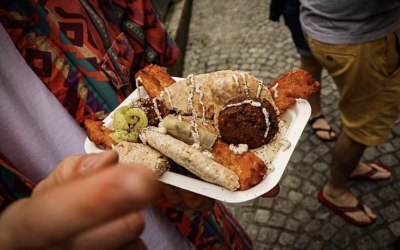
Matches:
[180,0,400,249]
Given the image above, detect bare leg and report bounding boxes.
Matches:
[300,56,323,116]
[301,55,336,140]
[322,131,376,223]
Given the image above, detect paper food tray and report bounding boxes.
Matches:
[85,79,311,203]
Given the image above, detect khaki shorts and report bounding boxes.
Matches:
[305,28,400,146]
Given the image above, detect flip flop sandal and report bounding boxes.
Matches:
[317,189,376,226]
[349,161,391,181]
[308,114,337,142]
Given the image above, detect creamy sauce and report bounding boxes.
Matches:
[152,98,162,121]
[274,106,280,116]
[232,73,241,94]
[256,80,263,98]
[279,138,291,151]
[262,107,270,138]
[139,131,147,145]
[239,71,250,96]
[164,87,173,108]
[194,82,206,120]
[271,83,279,99]
[251,120,288,165]
[221,100,262,110]
[202,150,214,158]
[157,124,167,134]
[229,144,248,154]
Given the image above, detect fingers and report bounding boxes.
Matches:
[72,212,145,249]
[261,185,280,198]
[159,183,215,211]
[33,151,119,195]
[0,164,157,248]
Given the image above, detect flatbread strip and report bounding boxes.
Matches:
[134,64,175,98]
[141,129,240,191]
[84,119,114,150]
[113,141,170,176]
[268,68,320,114]
[212,140,267,191]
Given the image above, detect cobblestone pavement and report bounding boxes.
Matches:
[181,1,400,249]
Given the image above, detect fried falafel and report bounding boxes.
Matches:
[218,96,279,149]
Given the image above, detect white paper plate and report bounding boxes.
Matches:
[85,79,311,203]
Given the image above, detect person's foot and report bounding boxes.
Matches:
[318,185,376,225]
[350,161,391,181]
[309,114,337,141]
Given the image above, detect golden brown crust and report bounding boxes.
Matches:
[269,69,320,114]
[84,119,115,150]
[212,139,267,191]
[141,64,175,88]
[134,64,175,98]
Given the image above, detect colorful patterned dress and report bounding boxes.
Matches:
[0,0,252,249]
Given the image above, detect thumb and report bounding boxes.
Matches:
[0,164,158,248]
[33,151,119,195]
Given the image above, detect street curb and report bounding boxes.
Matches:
[164,0,192,77]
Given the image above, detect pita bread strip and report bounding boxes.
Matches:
[141,129,240,191]
[113,141,170,176]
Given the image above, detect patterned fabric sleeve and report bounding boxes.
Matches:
[0,1,252,249]
[112,0,179,72]
[157,198,253,249]
[0,153,33,211]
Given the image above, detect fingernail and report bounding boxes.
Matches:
[80,151,116,172]
[80,154,101,172]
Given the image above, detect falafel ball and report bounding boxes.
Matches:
[218,96,279,149]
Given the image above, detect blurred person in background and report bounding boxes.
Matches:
[269,0,337,142]
[300,0,399,226]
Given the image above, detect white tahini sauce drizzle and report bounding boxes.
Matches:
[139,131,147,144]
[164,87,173,108]
[202,150,214,158]
[187,74,201,150]
[239,71,249,96]
[274,106,280,116]
[262,108,271,138]
[194,82,206,120]
[271,82,279,99]
[256,80,263,98]
[251,119,288,168]
[221,99,261,110]
[135,76,143,98]
[152,98,162,121]
[280,138,291,151]
[232,73,241,93]
[157,124,167,134]
[229,144,248,154]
